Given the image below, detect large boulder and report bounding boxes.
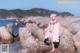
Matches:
[6,23,13,33]
[24,16,50,29]
[60,16,80,35]
[25,23,46,42]
[58,26,75,53]
[72,31,80,53]
[0,26,13,43]
[19,27,52,53]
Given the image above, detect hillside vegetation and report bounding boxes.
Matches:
[0,8,74,18]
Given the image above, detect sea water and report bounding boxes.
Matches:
[0,19,16,26]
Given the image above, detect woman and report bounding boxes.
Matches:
[44,14,60,52]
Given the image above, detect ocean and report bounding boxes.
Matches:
[0,19,16,26]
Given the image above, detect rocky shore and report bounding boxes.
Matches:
[0,16,80,53]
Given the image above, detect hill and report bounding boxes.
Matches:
[0,8,74,18]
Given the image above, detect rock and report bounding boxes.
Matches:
[19,42,52,53]
[53,48,61,53]
[76,48,80,53]
[72,31,80,53]
[60,17,80,35]
[0,26,13,43]
[25,23,45,42]
[13,36,20,43]
[45,48,61,53]
[19,27,37,48]
[19,27,52,53]
[59,26,75,53]
[6,23,13,33]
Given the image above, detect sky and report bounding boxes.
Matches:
[0,0,80,16]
